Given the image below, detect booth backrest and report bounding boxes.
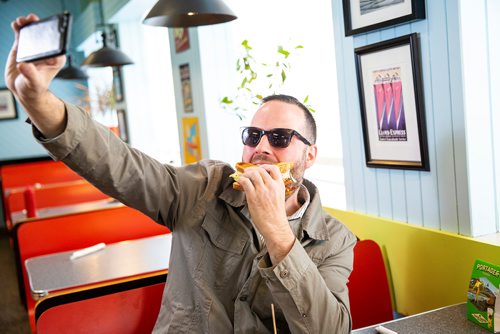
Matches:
[36,276,166,334]
[347,239,394,329]
[0,160,83,191]
[4,180,109,230]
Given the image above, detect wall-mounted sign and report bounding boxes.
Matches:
[174,28,190,53]
[182,116,202,164]
[180,63,193,113]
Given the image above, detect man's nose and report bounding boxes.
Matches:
[255,134,273,153]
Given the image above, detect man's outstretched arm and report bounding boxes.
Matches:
[5,14,67,139]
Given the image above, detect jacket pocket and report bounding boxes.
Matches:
[196,211,248,289]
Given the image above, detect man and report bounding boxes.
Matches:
[6,14,356,333]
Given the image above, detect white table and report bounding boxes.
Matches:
[25,233,171,300]
[352,303,490,334]
[12,198,125,225]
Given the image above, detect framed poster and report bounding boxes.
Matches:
[182,116,202,163]
[355,33,429,170]
[116,109,129,143]
[180,64,193,113]
[112,67,124,102]
[0,88,18,121]
[174,28,190,53]
[343,0,425,36]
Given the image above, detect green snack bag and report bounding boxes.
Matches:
[467,259,500,333]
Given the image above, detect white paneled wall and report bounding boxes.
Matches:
[332,0,499,237]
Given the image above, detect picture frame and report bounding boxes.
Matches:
[112,67,124,103]
[0,88,18,121]
[343,0,425,36]
[179,63,193,113]
[116,109,129,143]
[355,33,429,171]
[174,27,190,53]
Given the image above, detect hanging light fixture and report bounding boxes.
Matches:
[81,29,134,68]
[53,0,87,79]
[143,0,237,27]
[81,0,134,68]
[56,55,88,80]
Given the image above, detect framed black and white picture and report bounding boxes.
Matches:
[343,0,426,36]
[0,88,18,121]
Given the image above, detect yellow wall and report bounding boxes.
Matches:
[326,208,500,316]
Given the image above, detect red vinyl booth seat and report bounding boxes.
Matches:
[35,274,166,334]
[347,239,394,329]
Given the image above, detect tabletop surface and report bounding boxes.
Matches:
[352,303,490,334]
[12,198,125,225]
[25,233,171,300]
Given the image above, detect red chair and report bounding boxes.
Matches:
[35,273,166,334]
[347,239,394,329]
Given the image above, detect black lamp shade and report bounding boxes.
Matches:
[143,0,237,27]
[56,56,88,80]
[81,46,134,68]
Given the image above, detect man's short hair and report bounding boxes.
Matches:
[261,94,317,144]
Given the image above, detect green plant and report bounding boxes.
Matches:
[220,40,314,120]
[72,83,116,115]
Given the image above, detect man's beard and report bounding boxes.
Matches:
[290,148,308,189]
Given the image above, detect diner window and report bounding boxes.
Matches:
[226,0,346,209]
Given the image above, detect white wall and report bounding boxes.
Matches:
[332,0,499,237]
[109,0,180,165]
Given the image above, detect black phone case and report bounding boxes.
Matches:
[16,12,72,63]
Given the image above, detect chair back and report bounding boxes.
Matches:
[348,239,394,329]
[36,275,166,334]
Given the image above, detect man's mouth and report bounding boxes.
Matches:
[251,155,277,165]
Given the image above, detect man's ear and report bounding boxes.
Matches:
[305,144,318,169]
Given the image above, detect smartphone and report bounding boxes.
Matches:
[16,12,72,63]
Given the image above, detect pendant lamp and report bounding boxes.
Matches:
[143,0,237,27]
[81,31,134,68]
[81,0,134,68]
[56,55,88,80]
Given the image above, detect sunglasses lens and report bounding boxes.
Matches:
[269,129,293,148]
[242,128,298,148]
[242,128,263,147]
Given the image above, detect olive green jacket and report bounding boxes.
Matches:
[36,103,356,333]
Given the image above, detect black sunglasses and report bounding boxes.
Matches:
[241,127,311,148]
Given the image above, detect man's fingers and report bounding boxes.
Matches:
[237,175,254,193]
[16,14,39,27]
[260,165,282,182]
[17,62,38,84]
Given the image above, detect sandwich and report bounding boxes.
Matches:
[230,162,296,195]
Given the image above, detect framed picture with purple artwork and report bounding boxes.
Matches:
[355,33,429,170]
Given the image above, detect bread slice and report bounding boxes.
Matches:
[230,162,295,194]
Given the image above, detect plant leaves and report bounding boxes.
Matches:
[278,49,290,58]
[242,39,252,50]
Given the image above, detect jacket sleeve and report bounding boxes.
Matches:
[257,223,356,333]
[34,102,213,230]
